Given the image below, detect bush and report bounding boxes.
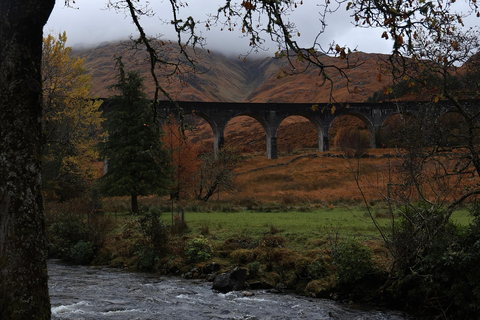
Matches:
[260,235,286,248]
[139,212,169,256]
[172,212,188,234]
[135,248,157,271]
[46,197,115,262]
[247,261,261,277]
[392,204,457,276]
[184,236,214,262]
[69,240,94,265]
[86,212,114,250]
[307,260,326,279]
[47,212,88,259]
[230,249,256,264]
[386,204,480,318]
[224,236,258,250]
[331,238,375,284]
[295,258,326,280]
[335,128,370,157]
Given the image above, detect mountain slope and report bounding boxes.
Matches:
[73,41,392,103]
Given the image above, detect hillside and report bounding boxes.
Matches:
[73,41,392,103]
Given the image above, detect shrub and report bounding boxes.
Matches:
[45,196,115,262]
[307,260,326,279]
[47,212,88,259]
[294,258,325,280]
[247,261,261,277]
[335,128,369,157]
[139,212,169,256]
[171,212,188,234]
[200,223,209,235]
[331,238,375,284]
[260,235,286,248]
[69,240,94,265]
[392,204,457,276]
[223,236,258,250]
[184,236,214,262]
[230,249,256,264]
[135,248,157,271]
[86,212,114,250]
[386,204,480,318]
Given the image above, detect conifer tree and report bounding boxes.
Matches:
[101,58,171,213]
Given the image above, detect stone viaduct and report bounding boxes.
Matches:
[158,99,479,159]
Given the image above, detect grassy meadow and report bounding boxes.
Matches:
[183,207,472,240]
[102,201,473,254]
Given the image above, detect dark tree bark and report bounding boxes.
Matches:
[132,194,139,214]
[0,1,55,319]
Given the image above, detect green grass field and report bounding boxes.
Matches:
[159,206,473,248]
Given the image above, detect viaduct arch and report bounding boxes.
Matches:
[160,100,480,159]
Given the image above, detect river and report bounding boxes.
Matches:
[49,260,413,320]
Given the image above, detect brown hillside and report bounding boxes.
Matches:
[74,41,392,103]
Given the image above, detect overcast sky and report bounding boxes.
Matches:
[44,0,476,57]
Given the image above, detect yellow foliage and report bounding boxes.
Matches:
[42,32,104,198]
[330,105,336,115]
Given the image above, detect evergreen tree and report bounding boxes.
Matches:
[101,58,171,213]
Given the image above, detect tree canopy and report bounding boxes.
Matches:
[42,32,103,201]
[100,58,172,213]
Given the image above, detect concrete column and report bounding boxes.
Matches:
[371,109,383,149]
[213,124,225,159]
[267,136,278,159]
[322,126,330,151]
[370,125,382,149]
[266,126,278,159]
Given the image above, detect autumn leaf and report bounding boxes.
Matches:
[377,73,383,82]
[312,104,319,111]
[330,105,336,115]
[451,40,459,51]
[395,35,404,46]
[242,1,255,10]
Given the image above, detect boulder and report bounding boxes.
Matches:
[212,267,247,293]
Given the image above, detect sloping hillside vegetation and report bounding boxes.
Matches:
[73,40,393,102]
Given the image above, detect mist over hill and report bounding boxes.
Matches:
[73,41,394,103]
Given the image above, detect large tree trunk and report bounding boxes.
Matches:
[0,1,55,319]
